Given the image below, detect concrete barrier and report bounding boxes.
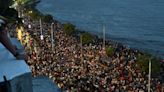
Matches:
[0,38,60,92]
[0,41,33,92]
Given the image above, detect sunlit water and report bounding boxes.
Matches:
[36,0,164,58]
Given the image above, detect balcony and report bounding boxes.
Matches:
[0,38,60,92]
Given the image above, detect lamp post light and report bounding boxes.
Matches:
[22,19,25,24]
[28,24,31,29]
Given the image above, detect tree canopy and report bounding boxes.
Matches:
[136,54,160,73]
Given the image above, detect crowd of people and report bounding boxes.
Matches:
[9,16,163,92]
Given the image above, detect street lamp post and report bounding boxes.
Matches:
[39,18,43,40]
[148,58,152,92]
[103,25,105,49]
[51,23,54,51]
[80,35,83,63]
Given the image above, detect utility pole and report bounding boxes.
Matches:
[148,58,151,92]
[51,23,54,51]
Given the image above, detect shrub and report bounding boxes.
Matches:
[106,46,115,57]
[81,32,93,44]
[63,23,76,35]
[42,14,53,23]
[136,54,160,73]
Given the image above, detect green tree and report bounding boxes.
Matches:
[81,32,93,44]
[106,46,115,57]
[63,23,76,35]
[136,54,160,73]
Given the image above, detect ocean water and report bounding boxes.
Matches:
[36,0,164,58]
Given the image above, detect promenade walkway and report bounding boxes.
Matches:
[11,15,163,92]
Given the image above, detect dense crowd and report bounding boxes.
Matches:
[10,16,163,92]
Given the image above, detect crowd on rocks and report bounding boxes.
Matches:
[9,16,164,92]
